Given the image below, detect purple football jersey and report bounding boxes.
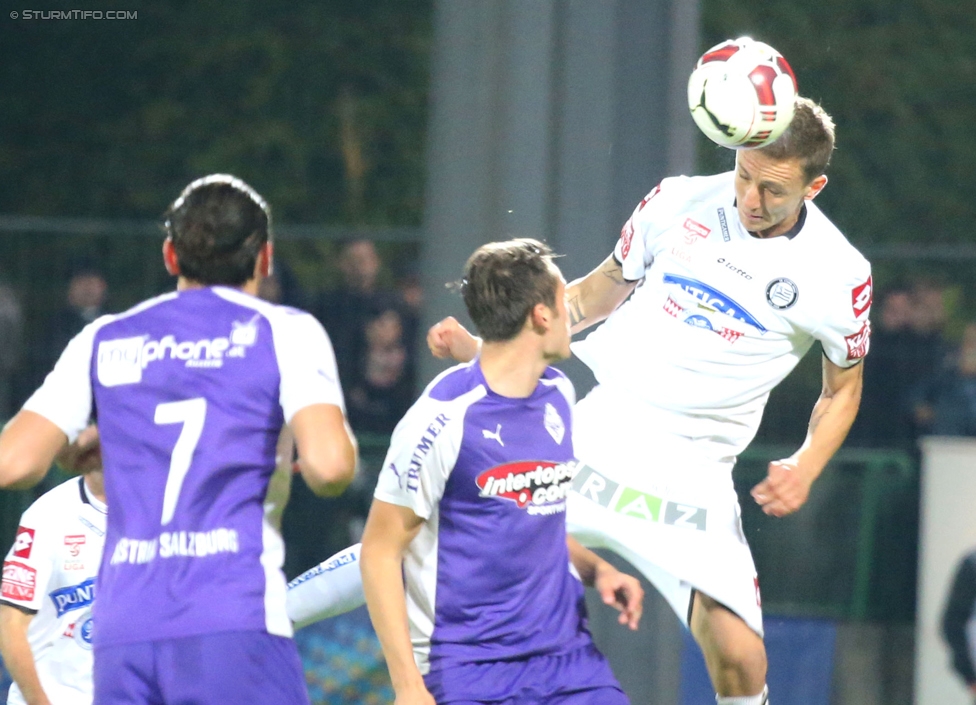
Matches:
[374,361,619,700]
[23,287,344,647]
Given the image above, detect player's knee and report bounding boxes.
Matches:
[693,596,767,681]
[722,638,766,680]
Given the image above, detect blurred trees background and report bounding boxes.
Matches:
[3,0,975,247]
[0,0,432,225]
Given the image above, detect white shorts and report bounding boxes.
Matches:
[566,385,764,636]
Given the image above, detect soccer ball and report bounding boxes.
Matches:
[687,37,798,149]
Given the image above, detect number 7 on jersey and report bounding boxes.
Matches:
[154,398,207,526]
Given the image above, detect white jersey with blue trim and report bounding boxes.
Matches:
[1,477,106,705]
[572,171,872,457]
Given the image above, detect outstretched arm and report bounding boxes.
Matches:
[290,404,358,497]
[751,356,863,517]
[565,254,638,334]
[427,253,638,361]
[0,411,66,490]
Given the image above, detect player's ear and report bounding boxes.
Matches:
[256,241,274,279]
[162,238,181,276]
[530,302,552,334]
[804,174,828,201]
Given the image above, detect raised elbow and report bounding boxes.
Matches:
[0,449,46,490]
[301,439,358,497]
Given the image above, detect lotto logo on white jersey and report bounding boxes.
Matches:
[637,184,661,211]
[852,276,873,318]
[13,526,34,558]
[619,218,635,259]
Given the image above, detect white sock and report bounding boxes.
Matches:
[285,543,365,629]
[716,685,769,705]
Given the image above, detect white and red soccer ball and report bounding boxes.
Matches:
[687,37,798,149]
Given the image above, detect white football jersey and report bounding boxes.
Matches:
[1,477,106,705]
[572,171,872,457]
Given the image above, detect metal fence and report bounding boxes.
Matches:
[735,445,917,622]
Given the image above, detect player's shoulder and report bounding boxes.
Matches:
[211,287,317,324]
[665,171,733,202]
[98,291,180,329]
[65,294,175,349]
[639,172,732,217]
[424,360,490,404]
[393,362,486,429]
[801,201,871,276]
[210,287,328,341]
[21,477,84,524]
[385,364,482,455]
[539,366,576,407]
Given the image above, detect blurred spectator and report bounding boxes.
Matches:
[64,261,108,328]
[0,281,23,420]
[314,239,399,387]
[854,284,948,450]
[941,548,976,701]
[313,238,421,420]
[257,258,306,309]
[284,241,396,578]
[914,322,976,436]
[282,240,422,578]
[345,308,413,435]
[397,270,424,315]
[911,281,950,336]
[35,261,108,389]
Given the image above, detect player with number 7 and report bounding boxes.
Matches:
[0,174,357,705]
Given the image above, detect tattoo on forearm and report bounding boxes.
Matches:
[568,296,584,326]
[600,260,627,285]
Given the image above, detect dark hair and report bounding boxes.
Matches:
[461,238,559,342]
[759,97,835,184]
[164,174,271,286]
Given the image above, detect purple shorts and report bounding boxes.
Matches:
[424,643,628,704]
[93,629,310,704]
[447,688,628,705]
